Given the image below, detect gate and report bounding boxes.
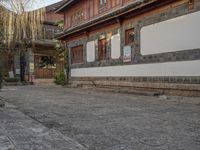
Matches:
[34,55,56,79]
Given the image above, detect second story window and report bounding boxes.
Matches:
[100,0,107,7]
[71,10,84,25]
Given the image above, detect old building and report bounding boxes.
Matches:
[0,1,64,81]
[32,1,64,80]
[56,0,200,95]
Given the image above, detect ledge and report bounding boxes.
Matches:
[69,79,200,97]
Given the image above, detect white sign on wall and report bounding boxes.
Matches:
[9,71,14,78]
[15,69,20,75]
[111,34,121,59]
[123,46,131,62]
[86,41,95,62]
[29,63,34,73]
[141,10,200,55]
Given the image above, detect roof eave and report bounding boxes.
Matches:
[55,0,75,13]
[56,0,176,40]
[56,0,155,40]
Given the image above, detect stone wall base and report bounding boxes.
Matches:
[69,79,200,97]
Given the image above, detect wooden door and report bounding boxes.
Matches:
[34,55,56,79]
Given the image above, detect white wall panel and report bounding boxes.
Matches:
[141,11,200,55]
[86,41,95,62]
[71,60,200,77]
[111,34,121,59]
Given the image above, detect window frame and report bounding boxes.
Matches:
[125,28,135,45]
[70,9,84,26]
[188,0,195,10]
[100,0,107,6]
[98,38,107,61]
[71,45,84,64]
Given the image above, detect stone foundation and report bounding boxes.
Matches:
[65,1,200,97]
[70,77,200,97]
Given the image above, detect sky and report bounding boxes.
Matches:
[32,0,62,10]
[0,0,63,11]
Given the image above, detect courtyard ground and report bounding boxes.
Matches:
[0,85,200,150]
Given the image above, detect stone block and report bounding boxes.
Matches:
[0,99,5,108]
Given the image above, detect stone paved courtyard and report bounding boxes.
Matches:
[0,85,200,150]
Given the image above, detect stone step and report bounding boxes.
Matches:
[34,79,55,85]
[68,83,162,96]
[96,86,161,96]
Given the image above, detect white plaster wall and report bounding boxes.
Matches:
[141,11,200,55]
[111,34,121,59]
[71,60,200,77]
[86,41,95,62]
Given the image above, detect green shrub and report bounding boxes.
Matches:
[5,77,20,83]
[54,72,66,85]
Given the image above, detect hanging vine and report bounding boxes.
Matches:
[0,0,45,53]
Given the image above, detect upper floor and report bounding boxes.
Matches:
[45,11,63,23]
[42,1,64,40]
[45,1,64,23]
[56,0,137,30]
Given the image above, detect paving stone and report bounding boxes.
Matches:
[0,97,5,108]
[0,85,200,150]
[0,136,15,150]
[0,105,86,150]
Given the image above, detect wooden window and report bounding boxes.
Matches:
[125,28,135,45]
[99,0,107,13]
[188,0,194,10]
[100,0,107,6]
[71,45,83,64]
[71,9,84,25]
[98,39,107,61]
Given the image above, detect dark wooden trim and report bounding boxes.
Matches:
[55,0,79,13]
[123,0,176,19]
[57,0,176,40]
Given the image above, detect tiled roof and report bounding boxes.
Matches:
[46,0,66,12]
[55,0,76,13]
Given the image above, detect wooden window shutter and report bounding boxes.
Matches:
[98,39,106,61]
[71,45,83,64]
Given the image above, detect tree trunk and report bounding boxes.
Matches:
[20,54,26,82]
[0,65,2,89]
